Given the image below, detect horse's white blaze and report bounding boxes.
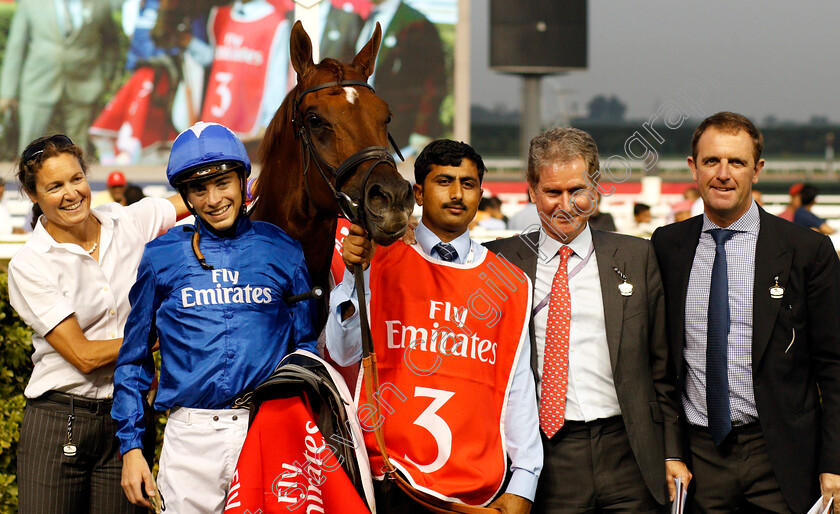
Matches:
[344,87,359,104]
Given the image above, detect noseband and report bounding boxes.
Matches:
[292,79,403,225]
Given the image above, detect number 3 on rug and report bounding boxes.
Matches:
[404,387,455,473]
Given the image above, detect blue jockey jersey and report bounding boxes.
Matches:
[113,215,318,454]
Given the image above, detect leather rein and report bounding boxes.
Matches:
[292,79,403,226]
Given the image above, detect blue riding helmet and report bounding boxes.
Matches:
[166,122,251,187]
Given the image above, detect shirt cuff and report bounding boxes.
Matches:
[506,468,539,502]
[119,436,144,456]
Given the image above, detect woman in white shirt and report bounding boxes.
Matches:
[7,134,187,513]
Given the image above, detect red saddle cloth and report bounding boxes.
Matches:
[224,396,370,513]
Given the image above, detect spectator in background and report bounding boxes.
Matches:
[794,183,835,234]
[684,187,700,201]
[685,186,705,217]
[124,184,146,205]
[633,202,653,225]
[634,202,652,224]
[473,196,506,231]
[632,202,655,238]
[509,189,540,232]
[778,182,803,222]
[673,206,693,223]
[488,196,508,226]
[588,189,617,232]
[311,0,365,62]
[666,187,702,224]
[93,171,128,207]
[0,0,120,154]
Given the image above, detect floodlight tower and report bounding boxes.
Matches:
[489,1,588,165]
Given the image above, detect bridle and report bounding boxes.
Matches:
[292,79,403,225]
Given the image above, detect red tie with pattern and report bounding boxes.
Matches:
[540,245,575,438]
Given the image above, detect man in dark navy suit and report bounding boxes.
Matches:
[652,111,840,513]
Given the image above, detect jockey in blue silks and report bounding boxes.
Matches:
[112,121,318,512]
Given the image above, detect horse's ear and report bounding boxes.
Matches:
[290,20,314,78]
[352,22,381,79]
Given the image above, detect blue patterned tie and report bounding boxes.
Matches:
[707,228,736,446]
[433,242,458,262]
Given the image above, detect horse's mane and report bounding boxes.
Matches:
[256,87,298,197]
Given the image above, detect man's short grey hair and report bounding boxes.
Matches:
[527,127,600,186]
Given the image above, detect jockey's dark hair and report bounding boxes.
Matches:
[414,139,487,186]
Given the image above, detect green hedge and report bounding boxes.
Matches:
[0,271,33,512]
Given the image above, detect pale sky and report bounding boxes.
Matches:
[470,0,840,124]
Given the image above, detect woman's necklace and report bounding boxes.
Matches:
[45,219,100,255]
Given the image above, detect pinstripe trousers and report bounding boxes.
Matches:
[17,398,146,514]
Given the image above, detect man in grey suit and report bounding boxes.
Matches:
[0,0,120,153]
[485,127,691,513]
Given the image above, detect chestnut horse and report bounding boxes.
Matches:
[251,22,414,327]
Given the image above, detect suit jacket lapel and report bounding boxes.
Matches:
[513,232,540,376]
[511,231,540,281]
[670,216,703,371]
[593,230,623,373]
[752,210,791,367]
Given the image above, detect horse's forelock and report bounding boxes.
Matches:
[323,59,345,83]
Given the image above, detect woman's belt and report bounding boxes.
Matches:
[33,390,112,414]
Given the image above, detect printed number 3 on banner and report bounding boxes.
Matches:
[210,72,233,118]
[404,387,454,473]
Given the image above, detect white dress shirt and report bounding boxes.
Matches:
[534,224,622,421]
[8,197,176,399]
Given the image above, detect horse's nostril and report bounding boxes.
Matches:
[366,185,391,213]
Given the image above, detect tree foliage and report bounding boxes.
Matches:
[0,271,33,512]
[586,95,627,123]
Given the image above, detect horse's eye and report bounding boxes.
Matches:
[385,115,392,125]
[305,113,326,129]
